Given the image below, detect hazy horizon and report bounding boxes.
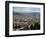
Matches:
[13,7,40,13]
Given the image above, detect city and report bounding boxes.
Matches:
[13,13,40,31]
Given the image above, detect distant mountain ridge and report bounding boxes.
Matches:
[13,12,40,16]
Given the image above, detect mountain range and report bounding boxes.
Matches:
[13,12,40,17]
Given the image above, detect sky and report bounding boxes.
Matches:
[13,7,40,13]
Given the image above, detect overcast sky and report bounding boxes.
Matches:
[13,7,40,13]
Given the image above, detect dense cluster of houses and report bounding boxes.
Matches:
[13,15,40,31]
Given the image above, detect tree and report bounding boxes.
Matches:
[34,22,40,30]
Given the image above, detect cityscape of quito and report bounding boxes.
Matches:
[13,7,40,31]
